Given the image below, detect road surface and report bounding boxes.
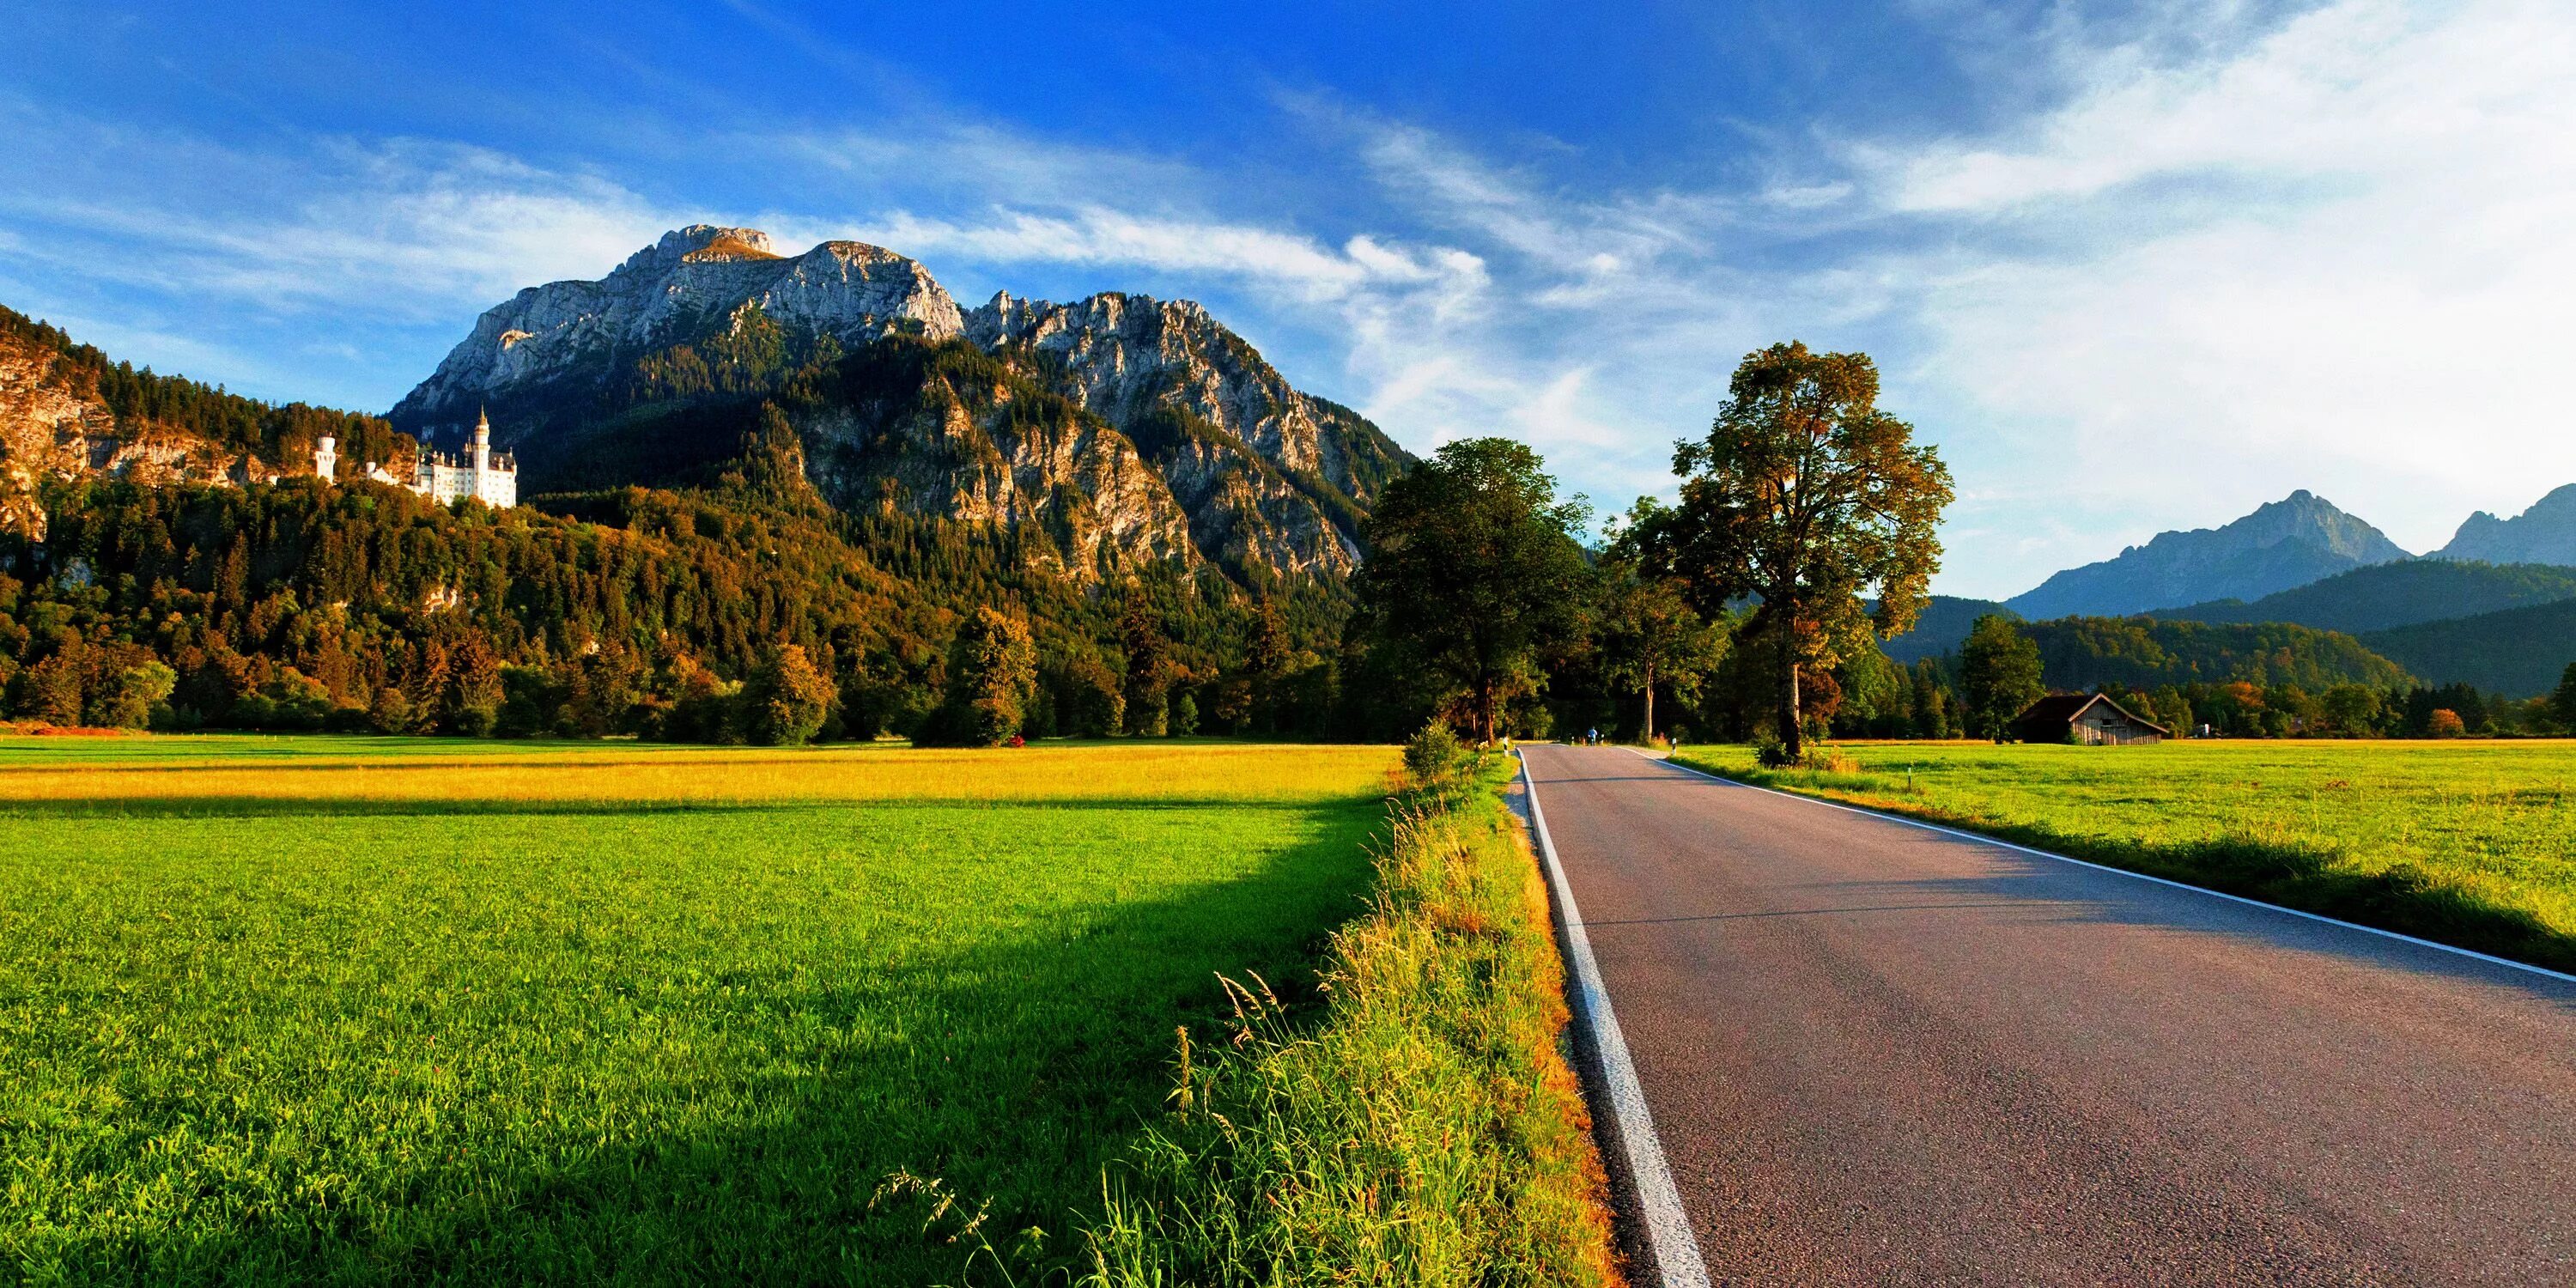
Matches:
[1520,744,2576,1286]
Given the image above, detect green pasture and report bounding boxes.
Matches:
[1675,739,2576,971]
[0,735,1393,1285]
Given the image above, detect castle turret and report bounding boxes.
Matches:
[313,435,337,482]
[471,408,492,474]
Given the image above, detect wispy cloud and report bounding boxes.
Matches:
[9,0,2570,595]
[0,112,676,321]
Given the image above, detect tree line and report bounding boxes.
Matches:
[10,330,2557,750]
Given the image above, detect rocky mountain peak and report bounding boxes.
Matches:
[391,227,965,438]
[2008,490,2412,618]
[2435,483,2576,565]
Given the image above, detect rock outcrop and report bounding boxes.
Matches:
[968,291,1403,577]
[392,226,967,440]
[0,329,253,539]
[2433,484,2576,567]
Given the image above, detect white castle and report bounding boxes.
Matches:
[313,409,517,508]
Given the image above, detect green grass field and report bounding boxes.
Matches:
[0,735,1398,1285]
[1674,739,2576,971]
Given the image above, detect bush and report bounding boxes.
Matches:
[1403,720,1466,788]
[745,645,833,746]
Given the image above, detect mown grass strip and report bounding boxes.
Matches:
[1671,742,2576,975]
[1073,755,1623,1287]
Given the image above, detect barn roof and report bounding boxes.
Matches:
[2007,692,2170,738]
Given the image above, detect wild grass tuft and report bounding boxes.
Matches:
[1075,757,1622,1287]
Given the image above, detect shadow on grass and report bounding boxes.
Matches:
[1720,766,2576,984]
[7,803,1384,1286]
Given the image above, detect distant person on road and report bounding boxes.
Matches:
[1586,726,1599,746]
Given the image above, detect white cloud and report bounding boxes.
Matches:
[1862,0,2576,573]
[849,206,1486,305]
[0,124,677,321]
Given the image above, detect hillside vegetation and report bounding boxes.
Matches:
[2020,615,2411,691]
[0,303,409,476]
[2153,559,2576,634]
[2362,598,2576,697]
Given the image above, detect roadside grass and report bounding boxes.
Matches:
[1076,754,1621,1287]
[0,737,1394,1284]
[1672,739,2576,974]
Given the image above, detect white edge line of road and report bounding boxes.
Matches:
[1635,747,2576,987]
[1516,750,1715,1288]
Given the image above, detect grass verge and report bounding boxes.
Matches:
[1074,754,1623,1287]
[1672,741,2576,975]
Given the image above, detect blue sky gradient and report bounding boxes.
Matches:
[4,0,2571,597]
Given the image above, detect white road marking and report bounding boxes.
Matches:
[1637,748,2576,987]
[1518,750,1714,1288]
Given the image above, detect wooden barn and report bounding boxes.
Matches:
[2006,693,2169,745]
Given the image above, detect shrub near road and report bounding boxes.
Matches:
[1674,740,2576,973]
[0,737,1394,1284]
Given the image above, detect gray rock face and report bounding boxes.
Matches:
[392,226,965,437]
[2007,490,2413,619]
[967,291,1402,576]
[2433,484,2576,566]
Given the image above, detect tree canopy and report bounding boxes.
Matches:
[1637,343,1952,756]
[1353,438,1592,744]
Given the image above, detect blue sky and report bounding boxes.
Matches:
[4,0,2572,598]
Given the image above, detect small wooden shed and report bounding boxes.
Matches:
[2006,693,2168,745]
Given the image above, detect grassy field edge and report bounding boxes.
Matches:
[1670,750,2576,976]
[1073,754,1625,1286]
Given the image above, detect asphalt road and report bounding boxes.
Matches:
[1521,744,2576,1287]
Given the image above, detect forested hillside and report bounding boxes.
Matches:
[2152,560,2576,634]
[0,466,1367,741]
[0,305,410,538]
[2019,616,2411,692]
[2362,598,2576,697]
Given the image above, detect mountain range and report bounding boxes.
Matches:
[1884,489,2576,694]
[2002,491,2413,620]
[386,224,1404,584]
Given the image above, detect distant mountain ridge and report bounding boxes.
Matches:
[2434,484,2576,566]
[2005,491,2411,619]
[390,224,1406,584]
[2148,560,2576,635]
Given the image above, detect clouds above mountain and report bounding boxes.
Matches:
[1,0,2567,597]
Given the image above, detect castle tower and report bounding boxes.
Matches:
[313,435,337,482]
[471,408,492,474]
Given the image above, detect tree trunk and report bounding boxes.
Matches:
[1781,653,1804,760]
[1643,657,1656,745]
[1479,679,1496,746]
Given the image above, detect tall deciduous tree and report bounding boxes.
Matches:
[1959,615,2044,739]
[1640,344,1952,757]
[945,606,1038,745]
[1355,438,1591,744]
[746,645,833,746]
[1595,526,1728,741]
